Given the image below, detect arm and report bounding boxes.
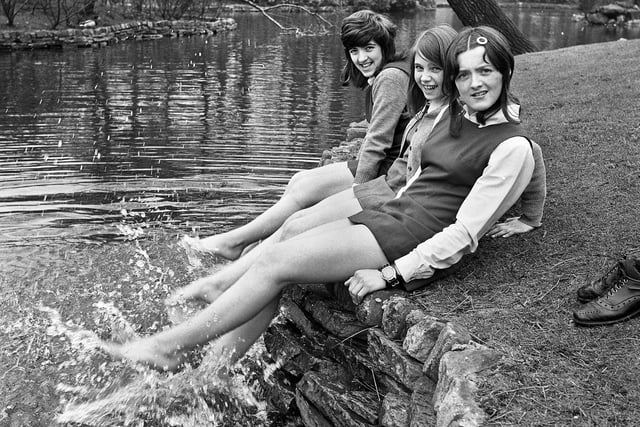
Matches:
[393,137,535,282]
[353,68,409,184]
[486,140,547,237]
[518,141,547,227]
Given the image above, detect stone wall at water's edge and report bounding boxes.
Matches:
[0,19,237,51]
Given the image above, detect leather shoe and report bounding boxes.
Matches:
[573,259,640,326]
[576,259,631,303]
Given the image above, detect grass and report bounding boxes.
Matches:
[412,39,640,425]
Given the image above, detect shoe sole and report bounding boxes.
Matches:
[573,306,640,327]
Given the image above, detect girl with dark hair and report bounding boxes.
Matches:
[184,10,412,261]
[103,26,541,371]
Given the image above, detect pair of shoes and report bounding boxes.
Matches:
[576,258,628,303]
[573,258,640,326]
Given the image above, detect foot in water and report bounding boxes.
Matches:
[181,234,245,261]
[164,275,224,307]
[101,338,186,372]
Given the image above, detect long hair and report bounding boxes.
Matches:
[444,26,520,136]
[339,10,403,89]
[406,24,458,116]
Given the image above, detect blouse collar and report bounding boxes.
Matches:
[463,103,521,128]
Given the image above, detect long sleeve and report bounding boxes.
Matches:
[394,137,535,281]
[518,141,547,227]
[353,67,409,184]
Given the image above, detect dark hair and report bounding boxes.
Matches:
[444,26,519,135]
[406,24,458,116]
[340,10,402,89]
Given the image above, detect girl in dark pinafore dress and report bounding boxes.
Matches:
[104,27,539,372]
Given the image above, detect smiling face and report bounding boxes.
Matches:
[455,46,503,114]
[413,53,444,102]
[349,40,384,79]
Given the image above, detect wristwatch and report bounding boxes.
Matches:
[379,264,401,288]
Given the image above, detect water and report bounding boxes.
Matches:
[1,7,639,426]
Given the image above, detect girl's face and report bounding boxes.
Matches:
[349,40,383,79]
[413,53,444,102]
[455,46,503,114]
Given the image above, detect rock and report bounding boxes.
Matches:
[409,376,437,426]
[346,122,368,140]
[279,295,323,339]
[295,390,334,427]
[404,309,431,328]
[432,342,502,427]
[598,3,628,18]
[296,371,379,426]
[423,322,472,381]
[367,329,424,390]
[381,295,421,339]
[304,297,369,340]
[403,317,446,362]
[379,392,410,427]
[355,289,407,326]
[263,323,349,381]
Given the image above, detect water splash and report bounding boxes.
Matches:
[178,235,204,269]
[39,305,270,426]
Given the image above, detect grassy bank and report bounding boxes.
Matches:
[415,39,640,425]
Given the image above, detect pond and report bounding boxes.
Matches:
[1,6,639,425]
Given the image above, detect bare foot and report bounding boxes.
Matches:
[101,338,185,372]
[181,234,245,260]
[164,275,224,307]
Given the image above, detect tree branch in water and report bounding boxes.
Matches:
[238,0,333,33]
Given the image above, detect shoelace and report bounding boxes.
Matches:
[603,277,628,299]
[600,262,624,287]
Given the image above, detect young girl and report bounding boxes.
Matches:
[104,26,538,371]
[189,10,412,260]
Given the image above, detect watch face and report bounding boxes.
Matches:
[381,265,396,281]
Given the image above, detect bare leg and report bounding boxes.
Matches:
[166,187,363,305]
[104,219,388,370]
[206,298,280,365]
[185,162,355,260]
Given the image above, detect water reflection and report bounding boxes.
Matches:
[0,7,639,425]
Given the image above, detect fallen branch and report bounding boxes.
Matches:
[238,0,333,33]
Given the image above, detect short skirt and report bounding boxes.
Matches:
[349,192,446,263]
[347,156,398,180]
[353,175,395,209]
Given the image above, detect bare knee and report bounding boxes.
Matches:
[283,169,317,206]
[250,249,292,290]
[280,211,310,241]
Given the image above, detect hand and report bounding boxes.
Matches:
[344,269,386,305]
[486,217,534,238]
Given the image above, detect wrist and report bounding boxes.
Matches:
[379,264,404,289]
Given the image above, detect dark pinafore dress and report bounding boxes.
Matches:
[349,110,528,262]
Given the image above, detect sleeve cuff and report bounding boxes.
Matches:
[394,251,434,282]
[518,215,541,228]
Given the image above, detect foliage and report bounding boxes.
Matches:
[0,0,29,26]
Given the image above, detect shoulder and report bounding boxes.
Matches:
[492,136,534,162]
[375,66,410,85]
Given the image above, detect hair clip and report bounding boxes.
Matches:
[476,36,488,45]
